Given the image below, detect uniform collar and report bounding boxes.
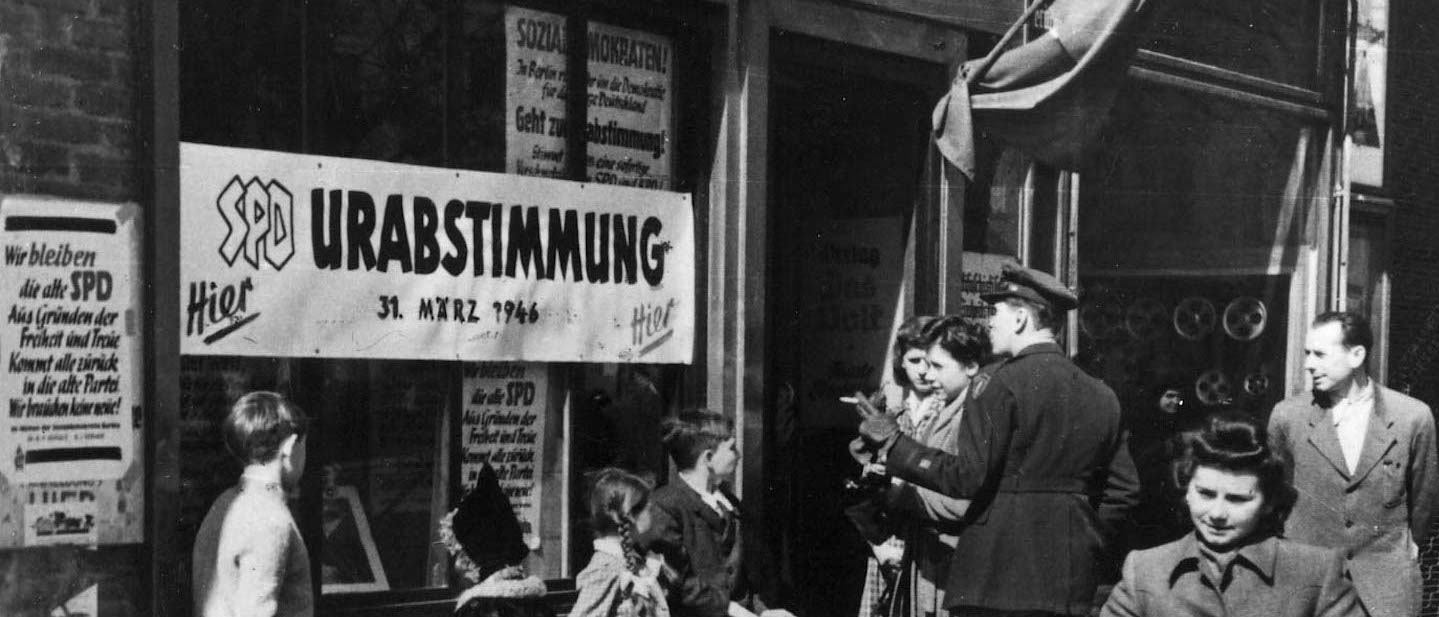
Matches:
[1011,341,1065,361]
[1169,533,1278,588]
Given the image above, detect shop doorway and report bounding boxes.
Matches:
[764,31,944,617]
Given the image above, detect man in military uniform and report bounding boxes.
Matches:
[856,262,1139,617]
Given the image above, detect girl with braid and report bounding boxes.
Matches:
[573,468,672,617]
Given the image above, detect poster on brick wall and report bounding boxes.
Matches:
[506,6,674,189]
[461,362,547,550]
[0,196,145,547]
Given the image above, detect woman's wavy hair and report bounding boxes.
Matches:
[890,315,938,389]
[921,315,992,368]
[1172,411,1296,537]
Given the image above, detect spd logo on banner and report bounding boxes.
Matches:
[179,143,695,364]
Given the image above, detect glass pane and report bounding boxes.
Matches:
[179,356,453,597]
[179,1,303,150]
[452,3,509,173]
[963,145,1027,257]
[1349,0,1388,186]
[316,360,450,593]
[1076,82,1319,549]
[1347,214,1386,372]
[1081,83,1307,271]
[314,0,450,165]
[1144,0,1322,89]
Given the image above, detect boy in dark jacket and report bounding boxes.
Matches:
[640,409,793,617]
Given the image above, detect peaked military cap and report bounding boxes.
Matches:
[979,261,1080,312]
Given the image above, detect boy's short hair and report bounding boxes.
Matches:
[223,391,309,465]
[661,408,734,471]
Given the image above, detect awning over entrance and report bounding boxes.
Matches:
[933,0,1159,178]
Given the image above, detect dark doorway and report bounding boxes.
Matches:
[764,31,944,617]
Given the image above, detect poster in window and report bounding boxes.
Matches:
[506,7,674,190]
[1350,0,1387,187]
[461,362,547,550]
[957,253,1011,327]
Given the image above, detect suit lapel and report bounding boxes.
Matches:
[675,480,727,532]
[1305,402,1351,480]
[1349,388,1398,490]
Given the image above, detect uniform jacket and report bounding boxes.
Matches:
[884,342,1140,616]
[1100,534,1362,617]
[639,481,775,617]
[1268,385,1439,617]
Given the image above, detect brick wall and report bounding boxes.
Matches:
[1384,0,1439,614]
[0,0,137,202]
[0,2,145,616]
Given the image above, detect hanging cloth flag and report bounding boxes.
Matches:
[933,0,1160,178]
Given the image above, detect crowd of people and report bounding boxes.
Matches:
[188,261,1437,617]
[847,262,1438,617]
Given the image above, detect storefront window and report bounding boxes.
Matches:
[1076,81,1323,548]
[178,2,699,612]
[313,360,452,592]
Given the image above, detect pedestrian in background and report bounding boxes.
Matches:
[640,409,794,617]
[192,391,313,617]
[1269,311,1438,617]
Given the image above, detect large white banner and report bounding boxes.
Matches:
[179,143,694,363]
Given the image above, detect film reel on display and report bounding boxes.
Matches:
[1243,373,1272,397]
[1124,298,1169,340]
[1223,296,1268,341]
[1080,300,1126,340]
[1194,370,1233,406]
[1173,297,1218,341]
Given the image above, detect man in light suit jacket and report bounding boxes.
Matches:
[1269,311,1439,617]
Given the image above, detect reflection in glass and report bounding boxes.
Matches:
[1143,0,1321,89]
[1075,83,1325,549]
